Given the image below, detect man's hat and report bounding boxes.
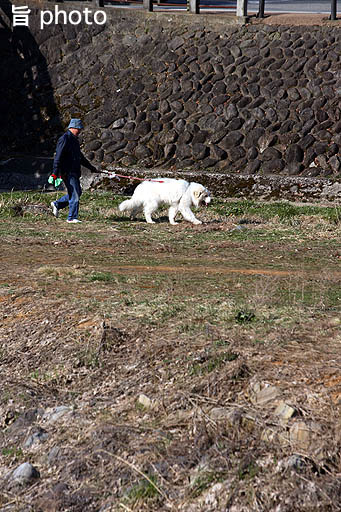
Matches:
[68,119,84,130]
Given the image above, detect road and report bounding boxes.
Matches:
[247,0,339,14]
[114,0,340,15]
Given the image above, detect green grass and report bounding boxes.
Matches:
[2,446,23,462]
[189,351,239,376]
[216,199,341,223]
[235,309,256,324]
[89,271,115,282]
[238,461,259,480]
[1,190,340,323]
[190,470,229,498]
[1,190,340,224]
[123,474,161,504]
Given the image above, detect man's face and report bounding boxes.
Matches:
[69,128,81,137]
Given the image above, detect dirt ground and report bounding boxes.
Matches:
[0,192,341,511]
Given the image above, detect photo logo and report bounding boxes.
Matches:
[12,5,107,29]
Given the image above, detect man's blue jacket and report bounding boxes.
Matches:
[52,130,96,179]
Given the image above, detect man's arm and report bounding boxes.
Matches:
[80,152,100,173]
[52,135,67,175]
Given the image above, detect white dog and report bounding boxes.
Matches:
[119,178,211,225]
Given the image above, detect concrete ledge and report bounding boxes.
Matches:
[92,166,341,203]
[2,157,341,203]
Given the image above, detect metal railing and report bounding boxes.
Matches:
[55,0,340,21]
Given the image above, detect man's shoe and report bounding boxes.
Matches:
[51,201,59,218]
[67,219,82,223]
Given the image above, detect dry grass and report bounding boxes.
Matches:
[0,192,341,511]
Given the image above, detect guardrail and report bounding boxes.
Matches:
[50,0,340,21]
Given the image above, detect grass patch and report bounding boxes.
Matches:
[238,460,259,480]
[189,351,239,376]
[89,271,115,282]
[216,199,341,224]
[190,470,228,498]
[2,446,23,462]
[123,474,161,506]
[0,190,340,226]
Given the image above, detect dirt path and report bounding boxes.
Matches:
[102,264,341,279]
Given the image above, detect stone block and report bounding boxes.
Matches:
[274,401,296,422]
[138,394,152,409]
[219,131,243,150]
[289,421,312,450]
[250,382,280,406]
[9,463,40,487]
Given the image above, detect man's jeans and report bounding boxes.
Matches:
[55,174,82,220]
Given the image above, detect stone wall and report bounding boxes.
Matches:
[2,2,341,183]
[0,0,63,158]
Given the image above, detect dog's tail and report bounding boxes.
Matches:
[119,199,133,213]
[118,196,143,213]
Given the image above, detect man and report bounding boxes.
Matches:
[50,119,99,223]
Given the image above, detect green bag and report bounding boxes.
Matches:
[48,174,63,188]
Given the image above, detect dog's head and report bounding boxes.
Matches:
[191,183,211,208]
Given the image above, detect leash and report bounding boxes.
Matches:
[48,170,164,190]
[100,170,164,183]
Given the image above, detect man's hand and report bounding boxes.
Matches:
[105,172,116,179]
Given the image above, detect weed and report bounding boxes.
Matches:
[136,401,144,412]
[30,369,40,381]
[252,339,265,345]
[213,339,230,347]
[189,351,239,376]
[124,474,160,504]
[77,350,100,369]
[235,310,256,324]
[180,322,196,333]
[89,271,114,282]
[29,369,58,383]
[190,470,228,498]
[2,446,23,461]
[238,461,259,480]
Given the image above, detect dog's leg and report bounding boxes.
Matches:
[179,206,202,225]
[168,205,179,225]
[143,203,157,224]
[130,206,140,219]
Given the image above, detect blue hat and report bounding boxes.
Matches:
[68,119,84,130]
